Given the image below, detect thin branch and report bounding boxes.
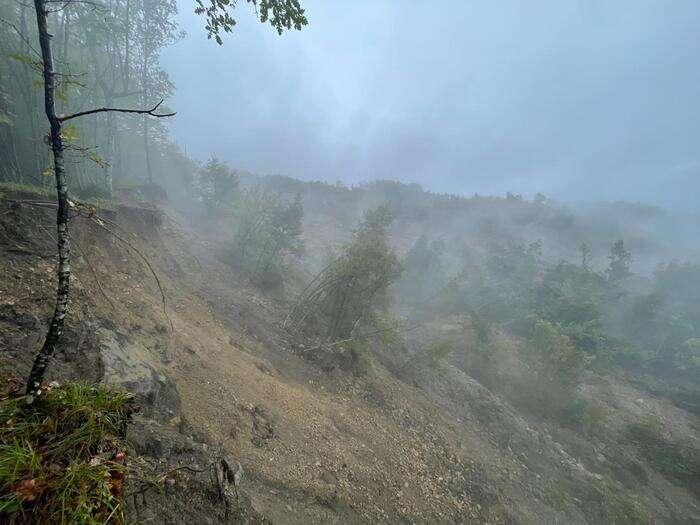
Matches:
[86,215,173,332]
[72,237,116,310]
[0,17,42,58]
[125,462,216,499]
[59,99,175,122]
[303,323,422,354]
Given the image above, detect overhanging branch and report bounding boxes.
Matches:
[58,99,175,122]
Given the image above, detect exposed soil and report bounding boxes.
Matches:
[1,192,698,524]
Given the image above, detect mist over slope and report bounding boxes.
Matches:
[239,174,700,274]
[1,168,699,523]
[1,0,699,522]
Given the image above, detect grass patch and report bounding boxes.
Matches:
[0,181,119,211]
[627,418,700,492]
[0,376,137,524]
[0,181,55,200]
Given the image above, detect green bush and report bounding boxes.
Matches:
[287,204,402,341]
[558,398,606,432]
[230,187,304,286]
[627,419,700,491]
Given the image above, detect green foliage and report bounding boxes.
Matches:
[606,240,632,282]
[400,339,454,375]
[422,340,455,370]
[460,314,500,388]
[195,0,308,43]
[319,205,402,339]
[509,318,592,420]
[557,397,607,432]
[521,318,588,388]
[371,317,404,350]
[533,261,613,358]
[1,0,182,192]
[627,419,700,490]
[545,477,650,524]
[439,241,542,322]
[197,156,239,214]
[231,187,304,285]
[0,111,13,127]
[592,478,651,525]
[396,235,445,301]
[287,204,402,341]
[0,379,136,524]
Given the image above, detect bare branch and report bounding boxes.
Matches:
[0,17,42,58]
[58,99,175,122]
[72,237,116,311]
[86,215,174,332]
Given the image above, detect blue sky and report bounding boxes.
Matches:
[162,1,700,209]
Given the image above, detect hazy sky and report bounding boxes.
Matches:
[162,1,700,209]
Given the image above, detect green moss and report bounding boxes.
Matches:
[0,378,136,524]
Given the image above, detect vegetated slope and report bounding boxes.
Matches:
[245,175,700,274]
[0,185,698,524]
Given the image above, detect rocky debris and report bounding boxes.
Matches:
[250,405,275,448]
[127,418,269,524]
[98,327,181,422]
[2,193,698,524]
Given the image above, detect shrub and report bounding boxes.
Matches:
[521,318,588,389]
[286,204,402,341]
[231,187,304,285]
[558,398,606,432]
[460,314,500,388]
[627,419,700,491]
[513,319,591,419]
[196,156,239,215]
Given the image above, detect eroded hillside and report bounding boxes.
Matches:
[1,186,698,524]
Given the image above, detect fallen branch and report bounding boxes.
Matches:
[125,462,216,499]
[302,323,421,353]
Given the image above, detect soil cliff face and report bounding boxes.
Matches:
[1,192,697,524]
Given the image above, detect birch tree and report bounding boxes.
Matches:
[25,1,173,402]
[22,0,308,400]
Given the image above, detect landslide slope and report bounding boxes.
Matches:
[1,188,697,524]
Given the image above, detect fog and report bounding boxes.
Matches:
[3,1,700,522]
[163,0,700,210]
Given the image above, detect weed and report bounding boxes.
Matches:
[0,377,137,524]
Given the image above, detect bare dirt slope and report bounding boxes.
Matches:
[1,193,698,524]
